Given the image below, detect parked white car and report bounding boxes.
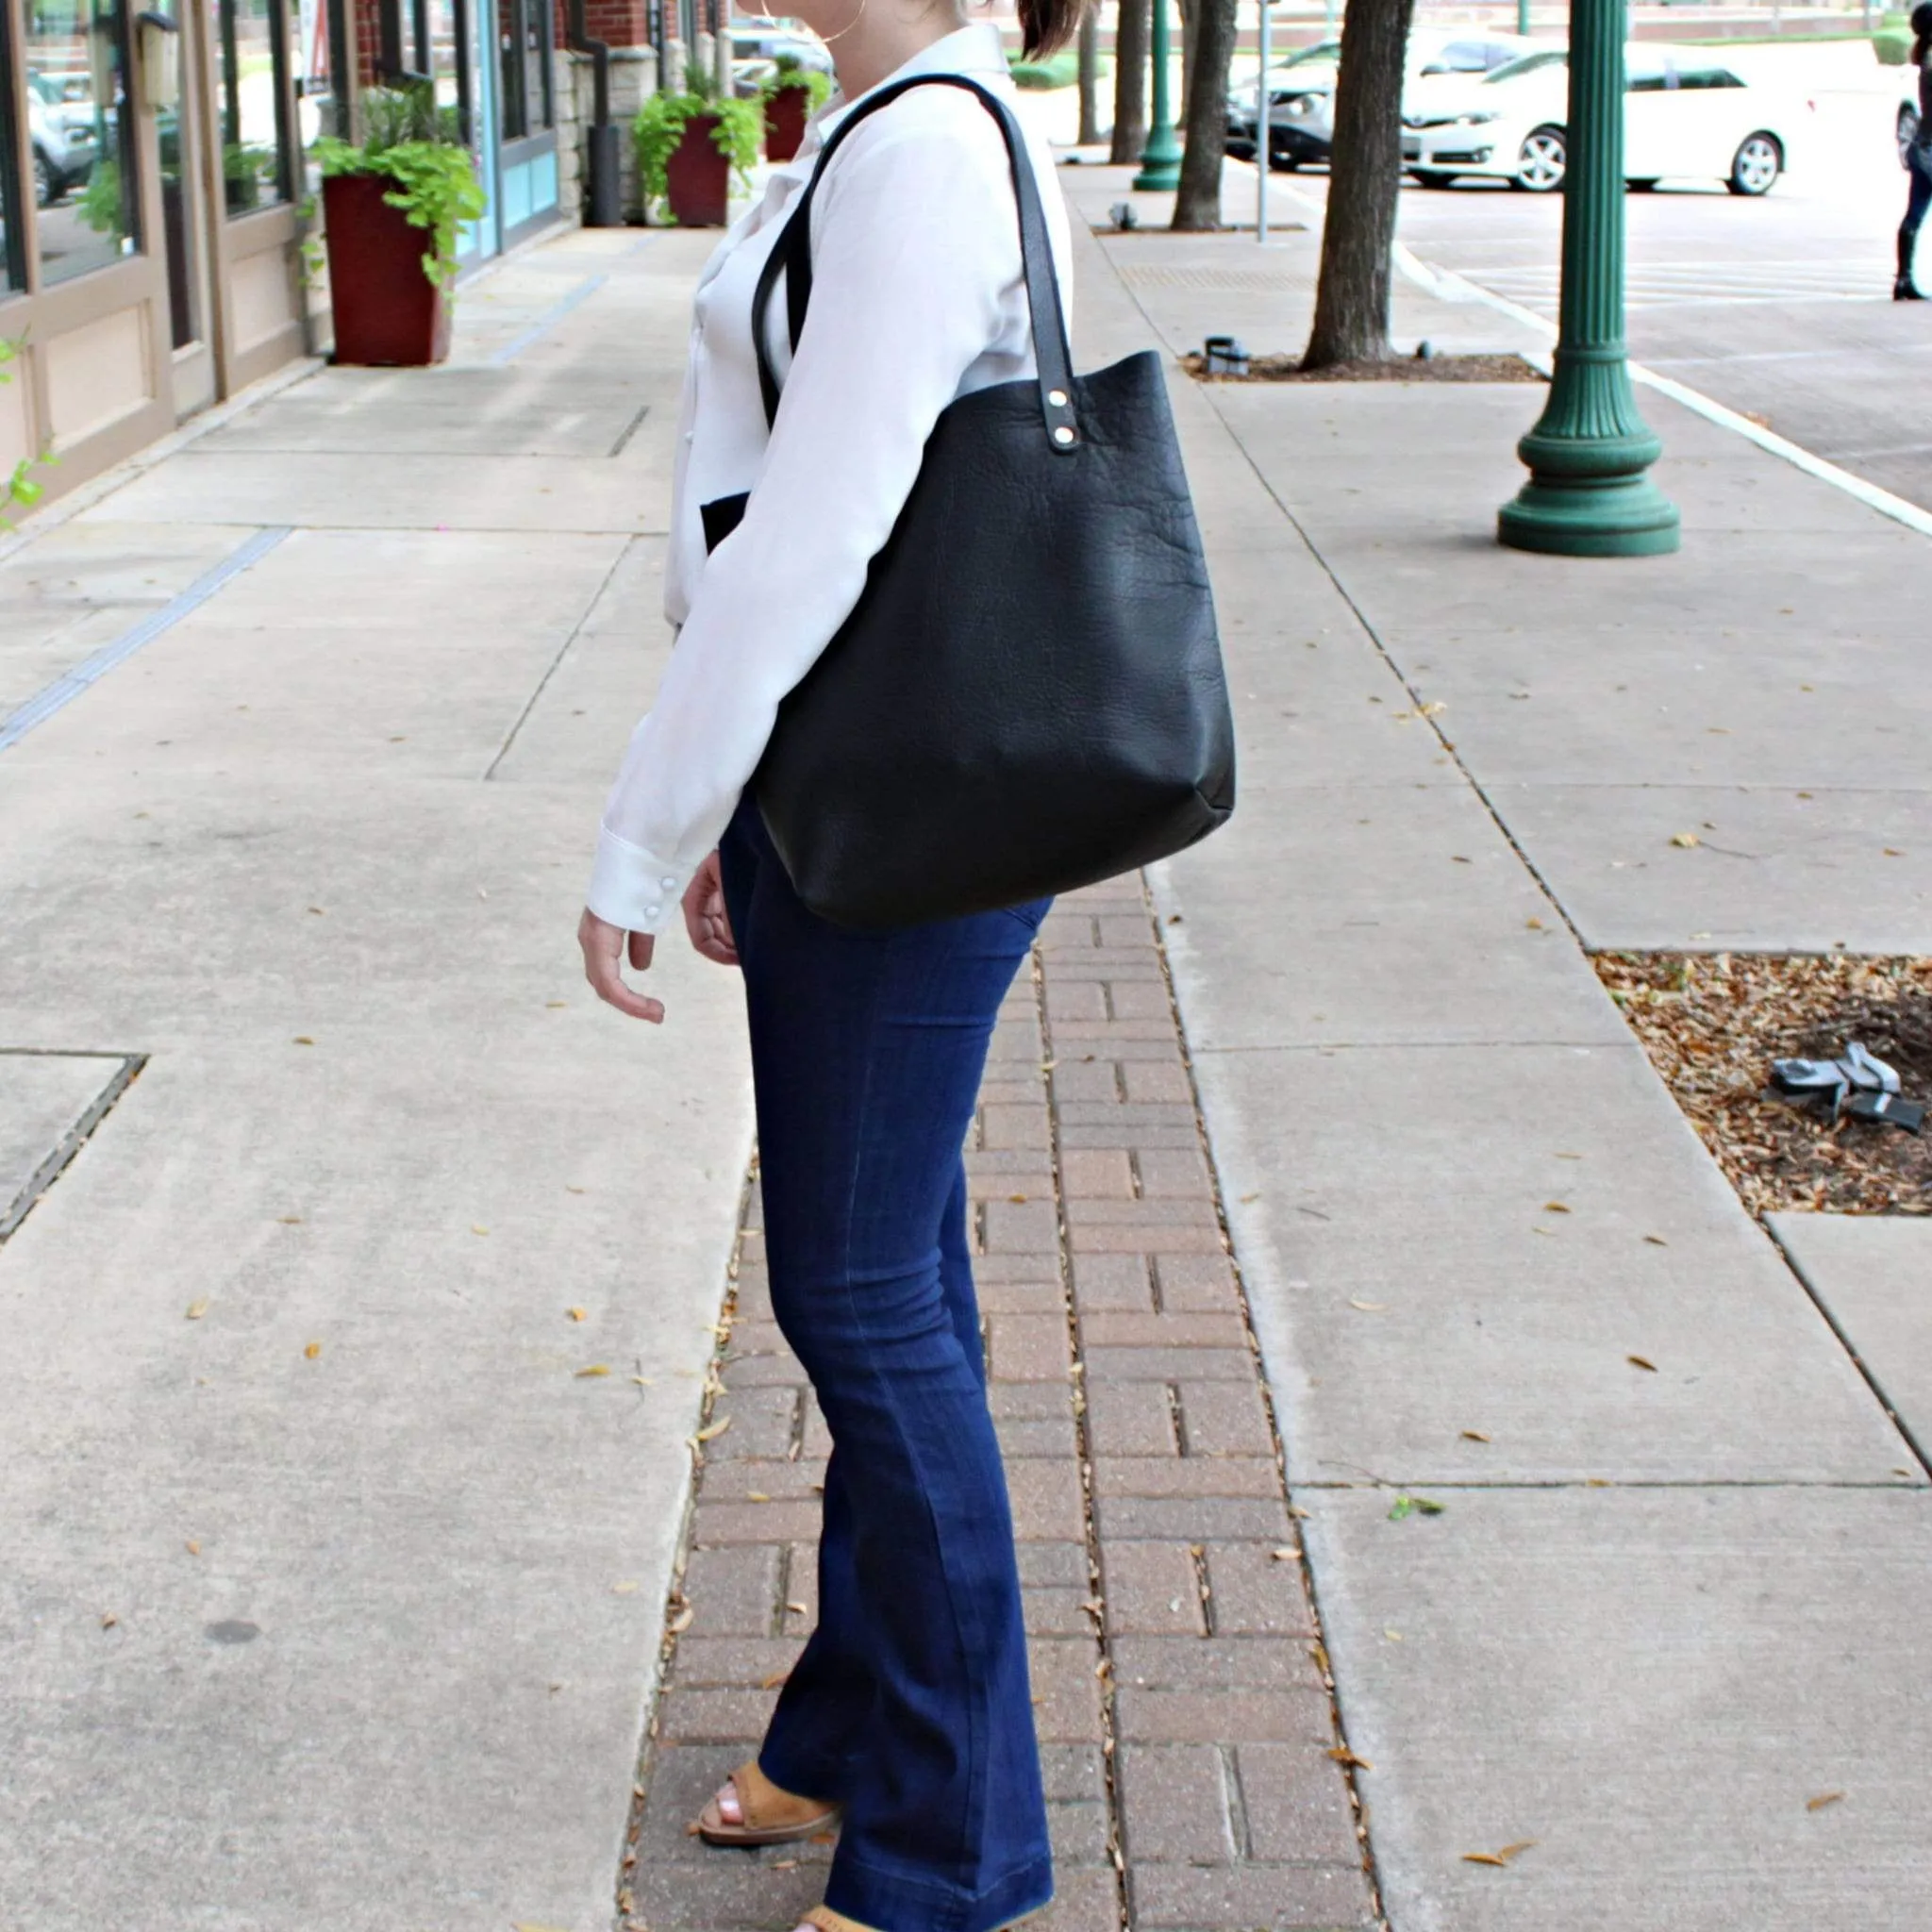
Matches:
[1227,28,1533,170]
[1403,43,1803,195]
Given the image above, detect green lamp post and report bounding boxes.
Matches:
[1497,0,1678,557]
[1134,0,1183,192]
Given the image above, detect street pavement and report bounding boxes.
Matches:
[3,119,1930,1932]
[1241,41,1932,513]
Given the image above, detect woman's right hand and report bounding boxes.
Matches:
[683,851,739,967]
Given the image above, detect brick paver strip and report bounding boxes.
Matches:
[618,882,1384,1932]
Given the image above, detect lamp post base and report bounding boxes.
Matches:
[1133,141,1183,191]
[1498,474,1681,557]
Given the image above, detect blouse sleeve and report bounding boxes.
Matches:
[586,99,1024,933]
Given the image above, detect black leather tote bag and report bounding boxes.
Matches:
[705,73,1234,929]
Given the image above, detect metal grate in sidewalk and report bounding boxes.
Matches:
[618,877,1382,1931]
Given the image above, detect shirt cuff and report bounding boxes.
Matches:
[587,828,692,935]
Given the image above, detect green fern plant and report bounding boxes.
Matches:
[314,84,485,291]
[635,75,763,223]
[761,53,832,112]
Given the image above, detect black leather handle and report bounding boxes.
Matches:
[751,75,1079,452]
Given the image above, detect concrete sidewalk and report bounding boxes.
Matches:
[0,226,755,1932]
[2,150,1928,1932]
[1056,163,1932,1929]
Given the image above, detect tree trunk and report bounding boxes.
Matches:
[1077,5,1103,146]
[1111,0,1152,165]
[1302,0,1418,370]
[1172,0,1238,230]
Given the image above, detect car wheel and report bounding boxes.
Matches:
[32,146,56,208]
[1411,169,1457,189]
[1901,104,1920,169]
[1512,125,1566,192]
[1266,153,1301,172]
[1626,177,1659,192]
[1727,131,1781,197]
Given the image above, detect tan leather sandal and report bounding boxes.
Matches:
[694,1758,840,1847]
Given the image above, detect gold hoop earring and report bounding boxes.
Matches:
[816,0,868,44]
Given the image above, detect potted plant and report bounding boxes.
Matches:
[760,55,830,163]
[635,69,761,227]
[313,85,486,367]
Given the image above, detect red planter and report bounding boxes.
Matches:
[665,114,731,228]
[322,172,450,368]
[764,86,809,162]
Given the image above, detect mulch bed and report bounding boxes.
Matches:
[1596,953,1932,1217]
[1179,350,1544,384]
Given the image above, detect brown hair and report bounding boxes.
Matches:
[1020,0,1085,58]
[1915,1,1932,65]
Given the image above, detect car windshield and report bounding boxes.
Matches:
[1484,49,1566,84]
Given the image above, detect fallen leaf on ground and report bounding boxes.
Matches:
[303,1341,322,1360]
[695,1417,731,1441]
[611,1580,640,1594]
[575,1363,611,1378]
[761,1670,790,1690]
[566,1306,588,1322]
[185,1540,201,1556]
[1348,1298,1385,1311]
[1627,1355,1657,1373]
[746,1491,771,1503]
[1671,832,1701,849]
[545,1000,567,1008]
[1644,1235,1669,1247]
[471,1224,489,1236]
[1460,1429,1491,1442]
[1463,1840,1537,1866]
[1525,917,1544,930]
[666,1606,693,1634]
[1008,1193,1028,1203]
[1388,1493,1446,1520]
[1327,1745,1373,1770]
[786,1600,808,1615]
[185,1299,209,1321]
[1807,1790,1845,1811]
[1542,1201,1572,1214]
[291,1036,314,1045]
[100,1613,118,1629]
[1288,1503,1311,1519]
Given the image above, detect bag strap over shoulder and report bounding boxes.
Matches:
[750,74,1079,454]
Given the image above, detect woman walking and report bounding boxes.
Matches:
[576,6,1083,1929]
[1899,3,1932,298]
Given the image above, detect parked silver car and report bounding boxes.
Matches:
[28,72,99,207]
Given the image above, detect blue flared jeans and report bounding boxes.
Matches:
[717,796,1055,1932]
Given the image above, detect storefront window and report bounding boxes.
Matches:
[497,0,551,142]
[28,0,139,286]
[212,0,291,214]
[0,0,25,291]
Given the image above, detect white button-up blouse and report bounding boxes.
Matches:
[586,22,1074,934]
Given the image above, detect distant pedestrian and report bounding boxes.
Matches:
[575,6,1085,1932]
[1897,2,1932,299]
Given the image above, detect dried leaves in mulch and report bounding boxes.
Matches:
[1180,350,1544,384]
[1596,952,1932,1217]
